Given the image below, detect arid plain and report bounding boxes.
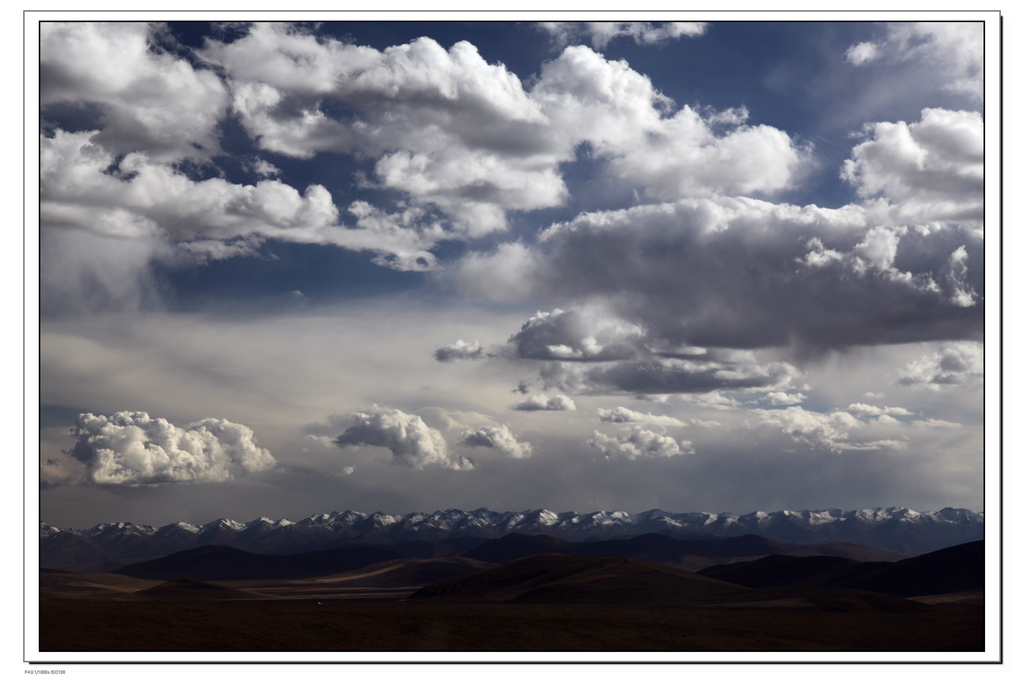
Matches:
[39,538,984,653]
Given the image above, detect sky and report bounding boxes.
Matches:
[33,16,994,529]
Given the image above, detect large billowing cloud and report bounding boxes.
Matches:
[842,108,983,229]
[41,22,811,312]
[530,47,806,201]
[200,26,563,236]
[67,411,276,486]
[41,22,229,161]
[333,406,470,470]
[40,130,337,245]
[39,128,444,310]
[448,105,982,369]
[455,179,982,362]
[446,112,983,395]
[40,130,442,268]
[200,24,805,233]
[457,424,532,459]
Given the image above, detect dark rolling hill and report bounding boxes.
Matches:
[410,553,750,606]
[410,551,955,616]
[696,554,868,589]
[369,536,490,559]
[704,585,933,614]
[102,528,916,586]
[324,556,496,588]
[843,539,984,597]
[458,531,902,571]
[129,579,259,601]
[459,533,574,564]
[570,533,903,565]
[698,540,984,598]
[113,544,402,581]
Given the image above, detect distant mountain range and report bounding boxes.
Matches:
[40,506,984,573]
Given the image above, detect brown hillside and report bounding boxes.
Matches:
[411,553,749,606]
[130,578,260,601]
[39,572,163,599]
[315,556,496,588]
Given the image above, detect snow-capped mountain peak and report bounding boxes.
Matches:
[41,505,984,573]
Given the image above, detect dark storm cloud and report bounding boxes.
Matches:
[505,308,643,361]
[554,205,979,351]
[459,192,982,363]
[539,357,798,396]
[449,100,984,368]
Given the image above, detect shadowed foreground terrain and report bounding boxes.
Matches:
[40,598,982,652]
[39,540,984,653]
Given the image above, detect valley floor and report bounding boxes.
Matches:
[39,598,984,654]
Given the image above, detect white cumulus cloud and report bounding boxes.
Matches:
[333,406,469,470]
[597,407,686,427]
[588,427,692,460]
[845,403,913,417]
[202,27,560,236]
[845,41,880,66]
[458,425,533,459]
[531,46,806,201]
[756,406,908,452]
[842,108,983,228]
[511,394,577,412]
[67,411,276,486]
[202,26,805,233]
[41,22,229,161]
[433,339,488,363]
[764,391,806,405]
